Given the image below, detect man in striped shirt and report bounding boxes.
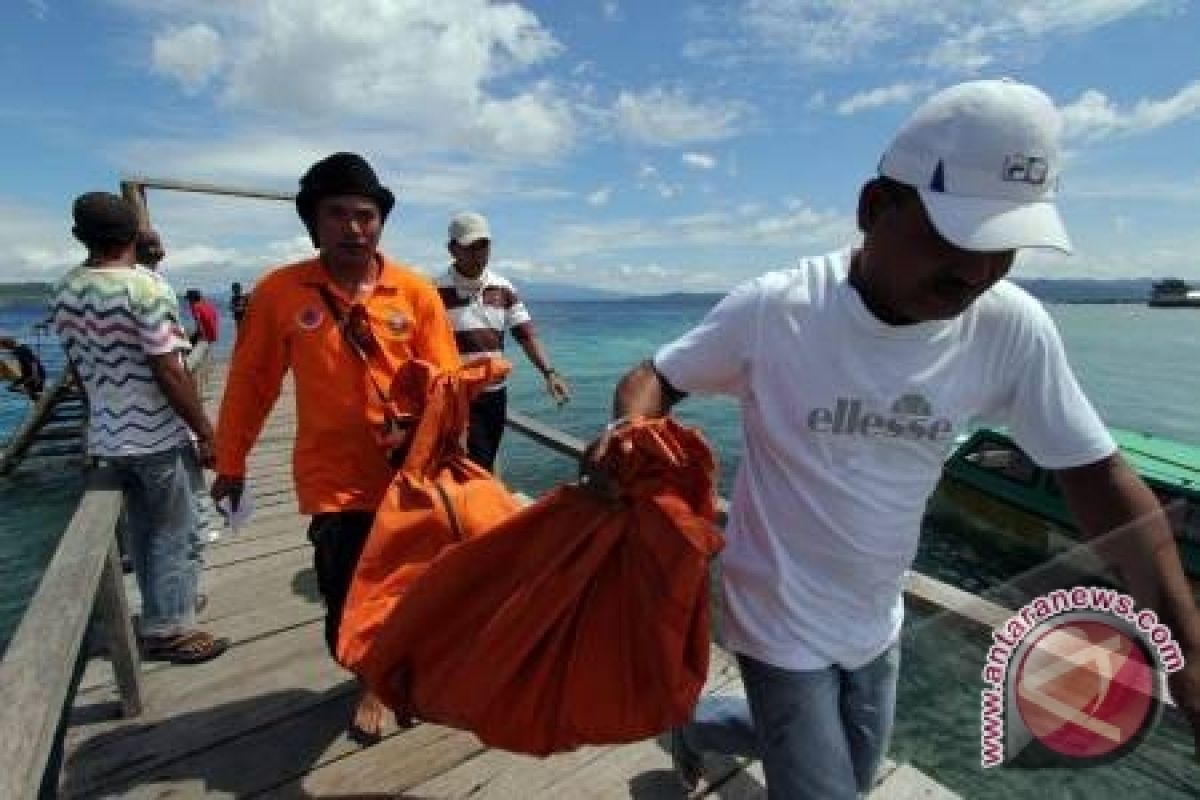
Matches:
[436,212,570,472]
[53,192,227,664]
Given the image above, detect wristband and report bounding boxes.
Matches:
[605,415,632,435]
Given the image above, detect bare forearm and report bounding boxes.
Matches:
[150,354,214,441]
[518,337,554,376]
[613,359,678,419]
[1059,456,1200,648]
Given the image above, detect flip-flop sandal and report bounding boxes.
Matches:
[347,723,384,747]
[142,630,229,664]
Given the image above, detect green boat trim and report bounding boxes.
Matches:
[941,426,1200,581]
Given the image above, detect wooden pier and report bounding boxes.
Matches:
[11,360,959,798]
[0,369,85,474]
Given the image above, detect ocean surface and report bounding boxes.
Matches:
[2,293,1198,796]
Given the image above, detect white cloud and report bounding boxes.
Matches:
[602,1,621,21]
[0,198,83,282]
[587,187,612,206]
[682,152,717,170]
[1017,235,1200,281]
[614,87,749,146]
[114,128,575,211]
[1070,175,1200,202]
[28,0,48,20]
[143,1,574,162]
[722,0,1165,74]
[1061,80,1200,142]
[493,256,576,278]
[836,82,928,115]
[121,131,329,184]
[546,202,852,260]
[152,23,224,92]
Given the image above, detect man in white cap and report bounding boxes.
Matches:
[436,211,570,472]
[581,79,1200,797]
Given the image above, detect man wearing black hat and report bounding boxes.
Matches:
[52,192,227,664]
[210,154,460,741]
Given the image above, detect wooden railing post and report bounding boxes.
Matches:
[92,538,143,717]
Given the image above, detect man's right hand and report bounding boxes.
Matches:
[210,474,245,513]
[577,417,634,501]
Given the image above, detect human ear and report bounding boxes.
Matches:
[857,179,893,234]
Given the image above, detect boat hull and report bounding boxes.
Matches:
[934,429,1200,602]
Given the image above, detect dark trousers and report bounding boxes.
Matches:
[307,512,374,659]
[467,387,507,473]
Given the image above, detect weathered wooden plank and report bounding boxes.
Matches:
[80,576,324,696]
[0,471,122,800]
[868,763,960,799]
[282,725,485,798]
[710,758,913,799]
[64,621,356,796]
[92,539,143,716]
[903,571,1009,630]
[202,524,309,568]
[409,648,744,799]
[123,175,296,203]
[115,709,471,799]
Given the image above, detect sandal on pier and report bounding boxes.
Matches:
[141,630,229,664]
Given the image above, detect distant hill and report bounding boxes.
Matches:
[523,278,1159,305]
[517,280,630,302]
[0,282,53,310]
[0,282,53,301]
[1013,278,1155,304]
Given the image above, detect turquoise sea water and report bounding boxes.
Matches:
[2,295,1198,796]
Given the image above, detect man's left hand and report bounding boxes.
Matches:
[194,437,216,469]
[544,370,570,406]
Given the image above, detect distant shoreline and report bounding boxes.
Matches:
[0,278,1182,307]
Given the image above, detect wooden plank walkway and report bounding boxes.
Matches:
[59,363,957,799]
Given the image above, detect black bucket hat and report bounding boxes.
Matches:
[295,153,395,247]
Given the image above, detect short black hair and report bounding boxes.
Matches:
[874,175,921,207]
[72,192,138,248]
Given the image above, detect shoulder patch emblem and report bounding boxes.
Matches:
[297,307,324,331]
[386,310,412,335]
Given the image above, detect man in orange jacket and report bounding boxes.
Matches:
[211,153,460,742]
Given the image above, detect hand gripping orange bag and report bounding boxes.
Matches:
[337,357,522,685]
[365,417,724,755]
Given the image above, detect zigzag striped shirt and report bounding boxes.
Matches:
[53,265,193,456]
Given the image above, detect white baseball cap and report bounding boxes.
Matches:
[878,78,1072,254]
[449,211,491,246]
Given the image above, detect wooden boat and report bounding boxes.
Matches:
[930,427,1200,592]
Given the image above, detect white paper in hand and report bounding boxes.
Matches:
[216,485,255,535]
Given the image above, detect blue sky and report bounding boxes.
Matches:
[3,0,1200,293]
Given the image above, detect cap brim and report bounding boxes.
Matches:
[455,233,489,246]
[917,190,1072,254]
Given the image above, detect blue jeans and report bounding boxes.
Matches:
[680,643,900,800]
[182,445,215,559]
[108,445,200,637]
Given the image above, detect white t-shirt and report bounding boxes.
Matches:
[654,250,1115,670]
